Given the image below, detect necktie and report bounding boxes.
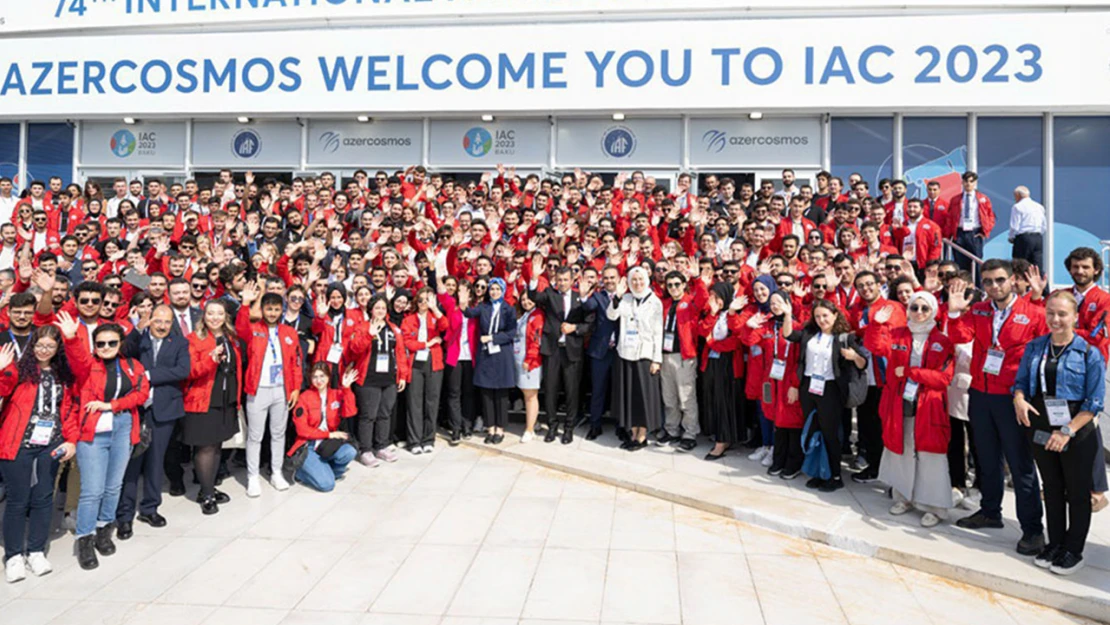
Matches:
[180,313,189,333]
[963,194,971,223]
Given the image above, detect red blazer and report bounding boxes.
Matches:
[891,218,943,267]
[236,307,305,396]
[697,311,744,378]
[864,326,954,455]
[0,364,81,460]
[944,191,995,239]
[771,218,816,253]
[520,309,544,372]
[312,308,366,366]
[183,332,243,414]
[288,387,357,456]
[848,297,907,389]
[742,321,804,428]
[921,196,950,226]
[346,320,410,385]
[947,296,1047,395]
[400,310,450,372]
[47,205,86,235]
[66,337,150,445]
[660,279,709,361]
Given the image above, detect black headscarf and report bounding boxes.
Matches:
[389,288,412,326]
[710,282,733,313]
[325,283,347,319]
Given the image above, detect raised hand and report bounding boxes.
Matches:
[0,343,16,370]
[874,305,894,324]
[55,311,80,340]
[341,367,358,388]
[746,312,767,328]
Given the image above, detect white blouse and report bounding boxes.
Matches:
[804,332,836,379]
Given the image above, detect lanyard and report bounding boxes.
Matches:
[38,374,57,416]
[333,314,344,343]
[109,361,122,401]
[772,324,789,361]
[8,331,24,360]
[666,301,678,333]
[991,301,1013,348]
[1039,339,1071,397]
[489,303,501,336]
[375,323,391,352]
[267,328,280,362]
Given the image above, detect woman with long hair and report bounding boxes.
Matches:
[441,279,478,444]
[400,286,448,453]
[513,289,544,442]
[348,295,409,466]
[465,277,517,444]
[61,316,150,570]
[290,363,359,492]
[183,300,242,514]
[0,326,79,582]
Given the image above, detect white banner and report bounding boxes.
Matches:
[0,13,1107,117]
[192,121,300,167]
[689,118,822,168]
[557,118,681,167]
[3,1,1097,35]
[430,119,549,167]
[80,121,187,167]
[307,120,422,166]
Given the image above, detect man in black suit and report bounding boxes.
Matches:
[167,278,203,336]
[116,305,191,539]
[529,262,592,444]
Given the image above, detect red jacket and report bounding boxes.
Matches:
[947,295,1047,395]
[311,308,366,367]
[848,297,906,389]
[519,309,544,372]
[236,307,305,396]
[346,320,410,385]
[864,326,954,454]
[48,205,86,236]
[742,320,804,428]
[921,196,950,226]
[400,310,450,372]
[183,332,243,414]
[771,217,816,253]
[287,386,357,456]
[891,218,943,268]
[0,364,81,460]
[660,279,709,361]
[944,191,995,239]
[697,311,744,378]
[66,337,150,445]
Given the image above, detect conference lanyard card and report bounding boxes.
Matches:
[983,349,1005,375]
[269,364,284,385]
[1045,398,1072,427]
[902,380,919,402]
[808,375,827,396]
[663,331,676,352]
[327,344,343,365]
[375,354,390,373]
[762,382,773,404]
[29,419,54,446]
[415,350,429,362]
[487,341,500,354]
[769,359,786,381]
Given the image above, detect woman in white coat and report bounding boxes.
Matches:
[606,267,664,451]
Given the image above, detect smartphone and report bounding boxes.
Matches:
[1033,429,1069,452]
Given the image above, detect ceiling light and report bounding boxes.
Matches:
[481,114,495,122]
[612,113,626,121]
[357,115,372,123]
[123,117,137,125]
[749,112,764,120]
[237,116,251,124]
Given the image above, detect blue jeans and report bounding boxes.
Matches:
[296,443,356,492]
[0,445,60,559]
[75,412,133,537]
[757,403,774,447]
[968,390,1043,536]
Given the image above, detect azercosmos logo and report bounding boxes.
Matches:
[318,131,413,154]
[702,130,809,153]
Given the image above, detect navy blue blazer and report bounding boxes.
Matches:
[582,290,619,361]
[123,329,191,422]
[464,300,518,390]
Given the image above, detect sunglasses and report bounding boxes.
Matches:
[288,295,305,302]
[721,270,737,275]
[666,282,684,288]
[83,266,97,272]
[192,283,207,289]
[102,301,119,308]
[813,284,828,290]
[78,297,102,305]
[777,282,794,288]
[908,304,932,313]
[885,266,900,272]
[95,340,120,349]
[982,277,1009,286]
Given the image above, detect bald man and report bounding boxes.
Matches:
[1009,185,1046,272]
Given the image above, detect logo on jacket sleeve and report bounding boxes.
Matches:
[330,401,341,410]
[931,343,944,352]
[285,336,294,345]
[1013,314,1030,325]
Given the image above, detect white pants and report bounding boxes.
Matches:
[246,384,287,479]
[661,353,699,439]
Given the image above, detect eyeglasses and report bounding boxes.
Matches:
[34,342,57,351]
[288,296,305,302]
[95,340,120,349]
[982,277,1009,287]
[666,282,684,288]
[78,297,102,305]
[777,282,794,288]
[908,304,932,313]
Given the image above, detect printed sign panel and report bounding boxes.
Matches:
[689,117,821,167]
[80,121,187,167]
[430,119,548,167]
[556,118,681,167]
[191,121,301,167]
[306,120,422,166]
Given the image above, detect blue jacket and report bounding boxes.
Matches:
[582,289,618,360]
[1013,334,1106,415]
[123,329,192,422]
[464,300,518,390]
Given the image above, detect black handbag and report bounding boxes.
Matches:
[284,443,309,482]
[315,438,345,460]
[837,334,869,409]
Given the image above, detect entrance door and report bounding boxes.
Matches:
[754,169,818,195]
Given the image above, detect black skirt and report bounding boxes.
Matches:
[612,358,662,431]
[181,405,240,447]
[701,353,743,444]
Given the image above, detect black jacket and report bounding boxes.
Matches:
[528,285,593,362]
[785,327,870,398]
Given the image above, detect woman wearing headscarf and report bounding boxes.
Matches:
[735,274,778,465]
[698,281,744,460]
[864,291,955,527]
[313,283,365,387]
[464,277,518,444]
[607,267,664,451]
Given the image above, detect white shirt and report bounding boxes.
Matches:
[1008,196,1047,241]
[174,308,193,335]
[0,195,16,226]
[0,244,15,271]
[891,200,905,224]
[960,193,981,231]
[259,327,282,388]
[106,195,129,219]
[804,332,836,379]
[559,290,572,344]
[458,318,472,362]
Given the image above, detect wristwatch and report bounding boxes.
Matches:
[1060,426,1076,438]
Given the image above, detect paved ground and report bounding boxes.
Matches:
[0,443,1098,625]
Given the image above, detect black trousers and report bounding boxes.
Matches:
[481,388,510,429]
[1012,232,1044,273]
[445,361,476,434]
[117,412,176,521]
[771,427,804,475]
[164,420,189,488]
[947,415,979,489]
[954,229,984,278]
[407,359,443,446]
[543,346,582,427]
[355,383,397,452]
[1029,428,1099,555]
[801,377,844,479]
[856,386,883,470]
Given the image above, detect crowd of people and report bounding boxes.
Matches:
[0,164,1104,581]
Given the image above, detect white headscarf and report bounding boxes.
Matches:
[628,267,652,299]
[907,290,938,337]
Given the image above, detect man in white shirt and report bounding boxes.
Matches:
[0,177,17,226]
[1008,185,1046,272]
[106,178,130,219]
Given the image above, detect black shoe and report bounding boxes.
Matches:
[1017,532,1046,556]
[955,510,1005,530]
[767,466,783,476]
[805,477,825,489]
[484,433,494,444]
[94,525,116,556]
[463,429,473,440]
[137,512,167,528]
[676,439,697,453]
[851,468,879,484]
[628,440,648,452]
[200,496,219,516]
[450,432,461,446]
[586,426,602,441]
[1049,550,1084,575]
[116,521,133,540]
[819,477,845,492]
[561,429,574,445]
[620,439,634,450]
[781,469,801,481]
[168,481,186,497]
[656,432,675,446]
[704,451,726,461]
[544,428,558,443]
[77,535,99,570]
[493,434,504,445]
[1034,544,1062,569]
[213,490,231,504]
[616,428,630,443]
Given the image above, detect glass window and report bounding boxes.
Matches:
[27,123,73,187]
[902,117,968,199]
[1054,117,1110,270]
[0,124,19,190]
[831,117,893,195]
[978,117,1043,262]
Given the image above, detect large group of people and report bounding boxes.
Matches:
[0,164,1104,581]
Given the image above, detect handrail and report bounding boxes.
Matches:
[943,239,985,285]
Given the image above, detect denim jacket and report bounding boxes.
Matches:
[1013,334,1106,415]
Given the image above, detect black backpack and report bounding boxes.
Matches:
[837,334,869,409]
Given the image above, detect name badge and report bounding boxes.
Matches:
[269,364,284,385]
[375,354,390,373]
[769,359,786,381]
[708,350,720,359]
[415,350,429,362]
[327,344,343,365]
[663,331,676,352]
[983,348,1005,375]
[902,380,919,402]
[487,342,501,354]
[751,345,763,357]
[1045,398,1072,427]
[29,419,55,446]
[808,374,827,396]
[96,411,114,433]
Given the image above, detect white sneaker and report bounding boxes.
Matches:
[748,446,769,462]
[411,446,423,456]
[5,555,25,583]
[25,552,51,577]
[889,501,912,515]
[422,445,434,454]
[761,448,775,467]
[521,430,534,443]
[246,476,262,498]
[960,488,982,511]
[271,474,291,492]
[951,488,965,509]
[920,513,941,528]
